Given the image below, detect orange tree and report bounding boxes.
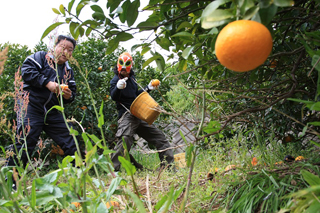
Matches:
[43,0,320,147]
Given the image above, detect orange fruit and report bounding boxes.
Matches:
[251,157,258,166]
[71,202,81,208]
[60,84,68,90]
[295,156,304,161]
[225,165,236,171]
[98,66,103,71]
[106,201,119,208]
[269,59,278,68]
[151,79,160,87]
[215,20,273,72]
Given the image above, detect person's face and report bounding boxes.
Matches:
[120,69,129,77]
[54,39,74,64]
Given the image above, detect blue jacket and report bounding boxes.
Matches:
[110,67,149,118]
[21,51,76,113]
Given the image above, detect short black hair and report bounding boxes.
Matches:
[55,35,77,49]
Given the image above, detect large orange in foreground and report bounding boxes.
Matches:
[215,20,273,72]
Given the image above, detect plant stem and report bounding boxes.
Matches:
[179,80,206,212]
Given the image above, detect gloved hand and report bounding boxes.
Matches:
[147,79,160,90]
[117,77,128,89]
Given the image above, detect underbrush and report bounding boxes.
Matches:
[1,130,320,212]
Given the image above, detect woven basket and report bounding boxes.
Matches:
[130,91,160,125]
[174,153,186,168]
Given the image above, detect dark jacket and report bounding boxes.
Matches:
[110,67,150,118]
[21,51,76,113]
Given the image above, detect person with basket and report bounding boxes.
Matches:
[109,52,174,172]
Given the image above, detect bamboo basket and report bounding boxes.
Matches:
[130,91,160,125]
[174,152,186,168]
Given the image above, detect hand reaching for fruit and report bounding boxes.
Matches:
[148,79,160,90]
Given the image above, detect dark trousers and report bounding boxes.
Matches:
[6,103,77,168]
[111,112,174,171]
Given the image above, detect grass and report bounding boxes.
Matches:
[1,129,320,212]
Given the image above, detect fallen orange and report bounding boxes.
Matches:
[215,20,273,72]
[106,201,120,208]
[225,165,236,171]
[295,156,305,161]
[251,157,258,166]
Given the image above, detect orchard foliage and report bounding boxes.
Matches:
[44,0,320,144]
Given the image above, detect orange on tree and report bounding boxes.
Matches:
[215,20,273,72]
[151,79,160,87]
[269,59,278,68]
[98,66,103,71]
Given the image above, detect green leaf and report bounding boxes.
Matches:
[203,121,221,134]
[87,134,101,144]
[119,0,130,23]
[69,22,79,38]
[201,9,234,29]
[156,37,171,51]
[106,38,119,55]
[243,6,259,20]
[273,0,294,7]
[201,0,231,18]
[68,0,76,12]
[98,102,104,128]
[0,200,13,208]
[177,21,193,32]
[125,189,147,213]
[155,54,165,72]
[259,3,278,25]
[97,202,109,212]
[85,145,97,164]
[20,187,63,206]
[59,4,66,16]
[107,0,122,13]
[76,1,89,17]
[52,8,60,15]
[142,55,161,70]
[171,32,194,38]
[116,32,134,42]
[31,179,36,208]
[310,140,320,148]
[106,177,123,201]
[137,21,158,30]
[158,186,175,212]
[182,46,194,59]
[126,0,140,27]
[118,156,136,176]
[92,12,106,21]
[141,46,151,55]
[308,121,320,126]
[312,55,320,72]
[185,144,194,167]
[91,5,104,13]
[301,170,320,186]
[44,105,64,124]
[41,22,65,40]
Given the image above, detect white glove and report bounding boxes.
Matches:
[147,80,160,90]
[117,77,128,89]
